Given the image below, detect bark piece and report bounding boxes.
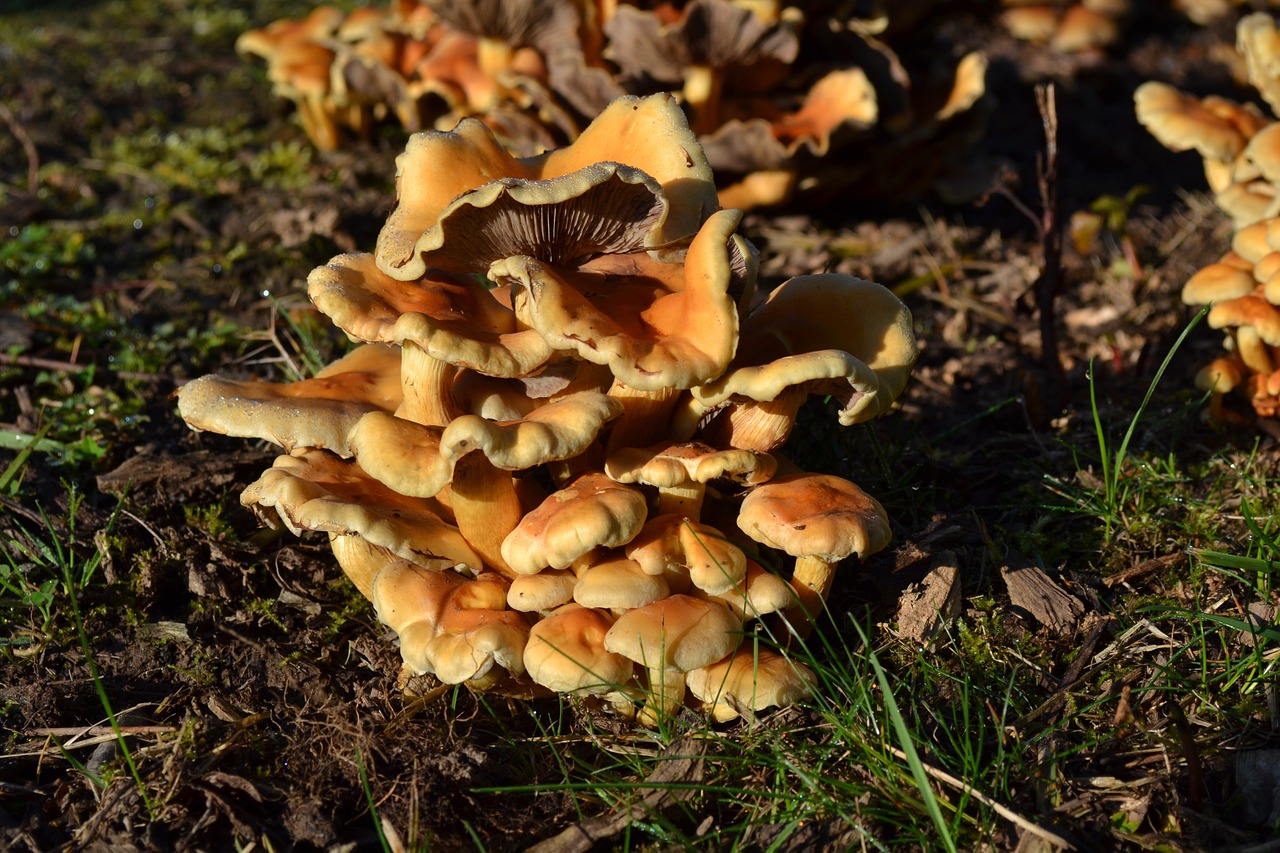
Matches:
[1001,555,1084,635]
[895,552,960,644]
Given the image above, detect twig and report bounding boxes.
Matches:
[0,98,39,194]
[1032,83,1064,398]
[886,745,1075,850]
[25,725,176,737]
[0,352,175,384]
[1103,553,1185,588]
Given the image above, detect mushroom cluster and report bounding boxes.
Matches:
[999,1,1127,53]
[1137,13,1280,421]
[237,0,990,209]
[1135,13,1280,228]
[178,94,918,723]
[1180,216,1280,420]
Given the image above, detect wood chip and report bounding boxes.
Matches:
[895,551,961,644]
[1001,555,1084,635]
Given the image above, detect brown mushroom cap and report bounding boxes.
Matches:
[500,472,649,574]
[1239,12,1280,117]
[507,569,577,612]
[606,440,776,518]
[624,514,748,596]
[573,555,671,610]
[712,559,797,621]
[1182,256,1260,306]
[603,594,742,721]
[1209,294,1280,347]
[376,93,717,281]
[716,275,919,426]
[524,603,635,695]
[1134,81,1263,165]
[738,472,892,632]
[346,390,624,498]
[737,473,892,563]
[176,343,403,453]
[686,647,816,722]
[241,450,484,576]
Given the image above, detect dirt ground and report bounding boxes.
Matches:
[2,1,1276,850]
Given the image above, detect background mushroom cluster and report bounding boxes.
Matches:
[1137,13,1280,420]
[177,93,917,723]
[234,0,990,210]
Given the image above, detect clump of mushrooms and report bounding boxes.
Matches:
[1137,13,1280,423]
[178,92,918,723]
[1135,13,1280,228]
[237,0,990,209]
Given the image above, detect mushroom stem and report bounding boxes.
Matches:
[448,453,522,578]
[700,389,807,452]
[683,64,723,135]
[477,36,515,79]
[784,555,835,638]
[397,340,462,427]
[605,382,682,453]
[657,483,706,519]
[329,533,393,600]
[639,667,687,726]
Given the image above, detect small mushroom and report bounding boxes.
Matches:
[624,514,747,596]
[737,473,892,635]
[500,471,649,574]
[241,450,484,593]
[524,604,636,710]
[606,440,776,518]
[686,647,816,722]
[572,555,671,612]
[371,559,470,674]
[603,594,742,723]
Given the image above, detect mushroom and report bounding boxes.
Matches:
[674,275,918,447]
[371,558,470,674]
[603,0,800,135]
[624,514,748,596]
[423,571,531,688]
[686,647,816,722]
[737,473,892,634]
[376,92,718,282]
[240,450,484,595]
[175,343,403,453]
[500,471,648,574]
[492,207,754,392]
[711,559,798,622]
[603,594,742,723]
[506,569,577,613]
[606,440,776,518]
[308,252,554,423]
[524,603,635,701]
[572,555,671,612]
[343,391,623,575]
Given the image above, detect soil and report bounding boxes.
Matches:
[1,1,1276,851]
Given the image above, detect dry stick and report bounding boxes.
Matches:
[885,745,1075,850]
[25,725,176,737]
[0,98,39,194]
[1033,83,1065,400]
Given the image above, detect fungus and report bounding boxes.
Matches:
[376,92,717,282]
[424,572,531,689]
[500,471,648,574]
[603,594,742,723]
[175,343,403,453]
[737,473,892,633]
[712,559,797,622]
[687,647,816,722]
[603,0,800,135]
[624,514,747,597]
[605,440,776,518]
[524,603,635,698]
[371,559,470,674]
[240,450,484,593]
[572,555,671,612]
